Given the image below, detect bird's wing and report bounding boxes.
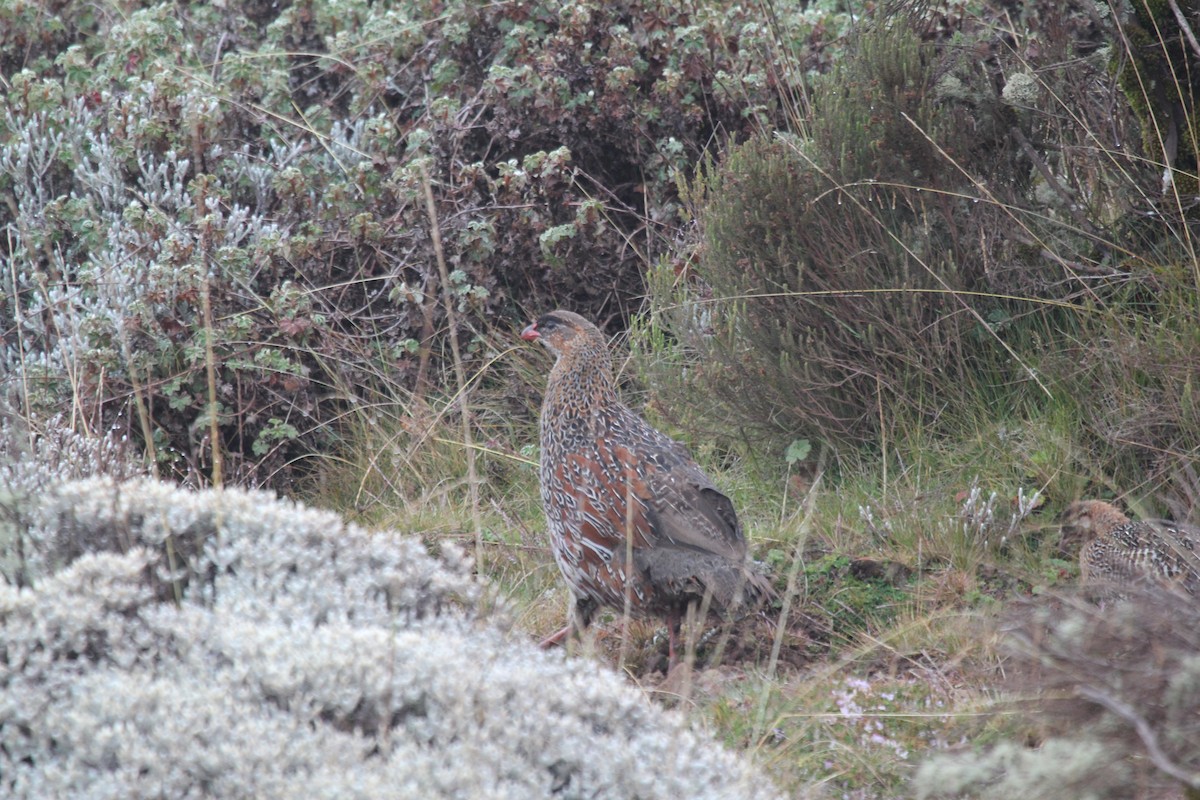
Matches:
[1143,520,1200,582]
[558,405,748,564]
[643,475,746,562]
[610,423,747,562]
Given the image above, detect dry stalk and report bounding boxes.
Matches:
[202,277,222,488]
[754,456,824,743]
[419,162,483,561]
[115,324,159,480]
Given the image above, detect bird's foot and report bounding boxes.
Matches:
[655,660,696,701]
[539,624,573,649]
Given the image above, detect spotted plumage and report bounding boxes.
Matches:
[1060,500,1200,593]
[522,310,772,666]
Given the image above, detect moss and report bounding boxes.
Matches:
[802,554,912,645]
[1109,4,1200,190]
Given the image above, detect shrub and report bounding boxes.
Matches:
[913,587,1200,799]
[0,0,850,487]
[645,21,1031,451]
[914,738,1128,800]
[0,475,782,799]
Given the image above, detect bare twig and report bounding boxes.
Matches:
[1011,126,1098,236]
[115,324,159,480]
[1077,684,1200,789]
[753,454,824,743]
[1168,0,1200,62]
[202,277,222,488]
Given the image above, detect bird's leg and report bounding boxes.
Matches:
[541,597,597,649]
[666,607,682,671]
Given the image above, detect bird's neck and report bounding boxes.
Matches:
[1091,504,1131,536]
[546,342,619,414]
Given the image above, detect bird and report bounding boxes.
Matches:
[1059,499,1200,594]
[521,310,773,668]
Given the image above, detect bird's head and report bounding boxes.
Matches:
[520,310,605,359]
[1059,499,1129,543]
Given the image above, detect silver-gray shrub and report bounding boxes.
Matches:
[3,0,859,487]
[911,587,1200,799]
[913,738,1126,800]
[0,413,148,584]
[0,477,781,799]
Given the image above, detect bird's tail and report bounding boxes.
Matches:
[732,562,777,613]
[633,549,777,615]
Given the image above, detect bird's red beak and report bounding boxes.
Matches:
[520,322,540,341]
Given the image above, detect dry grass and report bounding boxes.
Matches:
[300,381,1058,794]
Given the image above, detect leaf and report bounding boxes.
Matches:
[784,438,811,465]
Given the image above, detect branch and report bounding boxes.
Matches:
[1168,0,1200,62]
[419,161,484,562]
[1010,127,1097,237]
[1077,684,1200,788]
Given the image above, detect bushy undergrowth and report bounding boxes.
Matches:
[915,586,1200,799]
[0,0,852,486]
[640,2,1199,506]
[0,473,781,799]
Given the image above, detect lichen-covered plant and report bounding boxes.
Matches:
[0,411,149,583]
[913,586,1200,799]
[0,475,782,799]
[0,0,850,485]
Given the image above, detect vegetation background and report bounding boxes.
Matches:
[2,0,1199,796]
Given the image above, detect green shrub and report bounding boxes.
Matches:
[645,22,1031,451]
[641,3,1200,512]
